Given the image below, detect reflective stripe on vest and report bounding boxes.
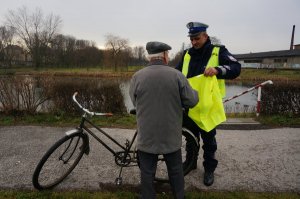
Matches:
[182,47,226,132]
[206,47,226,98]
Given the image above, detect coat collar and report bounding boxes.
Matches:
[148,59,166,66]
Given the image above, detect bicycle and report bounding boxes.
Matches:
[32,92,199,190]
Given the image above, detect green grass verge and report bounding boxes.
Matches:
[1,67,300,82]
[0,66,143,77]
[0,190,299,199]
[1,113,300,128]
[239,68,300,82]
[0,113,137,129]
[256,115,300,127]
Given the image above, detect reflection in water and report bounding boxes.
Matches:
[119,80,134,112]
[224,85,257,113]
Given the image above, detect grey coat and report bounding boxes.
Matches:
[129,60,198,154]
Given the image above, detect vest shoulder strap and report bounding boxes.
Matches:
[206,46,220,68]
[182,51,190,77]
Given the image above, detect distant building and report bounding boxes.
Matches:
[1,45,31,67]
[234,46,300,69]
[294,44,300,50]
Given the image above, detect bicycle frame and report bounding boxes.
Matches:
[78,115,137,162]
[72,92,138,167]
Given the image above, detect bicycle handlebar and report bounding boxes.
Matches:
[72,92,113,116]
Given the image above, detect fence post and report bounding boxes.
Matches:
[256,86,262,117]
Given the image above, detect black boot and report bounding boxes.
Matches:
[203,171,214,186]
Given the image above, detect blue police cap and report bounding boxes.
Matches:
[186,22,209,37]
[146,41,172,54]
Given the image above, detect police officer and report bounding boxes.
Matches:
[130,41,198,198]
[176,22,241,186]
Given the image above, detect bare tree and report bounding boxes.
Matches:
[132,46,146,65]
[5,6,62,68]
[0,26,16,66]
[104,34,129,71]
[169,43,187,67]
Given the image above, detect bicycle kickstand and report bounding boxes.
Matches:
[115,167,124,186]
[115,139,130,186]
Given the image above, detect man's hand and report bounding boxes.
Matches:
[203,67,218,77]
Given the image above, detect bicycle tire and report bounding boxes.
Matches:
[32,131,87,190]
[154,128,198,183]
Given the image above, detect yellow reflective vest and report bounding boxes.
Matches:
[182,47,226,132]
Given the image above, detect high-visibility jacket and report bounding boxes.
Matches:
[182,47,226,132]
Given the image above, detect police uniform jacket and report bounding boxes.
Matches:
[129,60,198,154]
[176,38,241,79]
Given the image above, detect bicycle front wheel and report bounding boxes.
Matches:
[155,128,198,182]
[32,131,87,190]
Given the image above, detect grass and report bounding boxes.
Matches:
[238,68,300,82]
[257,114,300,127]
[0,190,299,199]
[1,66,300,81]
[0,112,137,128]
[1,112,300,128]
[0,66,142,77]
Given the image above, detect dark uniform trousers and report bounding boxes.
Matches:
[183,113,218,172]
[137,149,185,199]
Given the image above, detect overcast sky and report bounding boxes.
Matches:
[0,0,299,56]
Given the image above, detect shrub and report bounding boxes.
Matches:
[0,76,50,114]
[0,76,127,115]
[47,77,126,115]
[261,82,300,116]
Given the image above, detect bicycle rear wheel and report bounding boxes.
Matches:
[32,131,87,190]
[154,128,198,182]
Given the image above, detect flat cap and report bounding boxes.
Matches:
[186,22,209,37]
[146,41,172,54]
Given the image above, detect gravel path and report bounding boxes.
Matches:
[0,126,299,192]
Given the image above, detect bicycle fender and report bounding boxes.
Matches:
[82,133,90,155]
[65,129,82,136]
[65,129,90,155]
[182,127,200,147]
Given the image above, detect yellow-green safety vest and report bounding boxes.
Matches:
[182,47,226,132]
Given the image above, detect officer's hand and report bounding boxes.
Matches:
[204,67,218,77]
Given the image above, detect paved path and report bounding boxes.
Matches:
[0,125,299,192]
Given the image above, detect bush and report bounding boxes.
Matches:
[261,82,300,116]
[0,76,50,114]
[0,76,127,115]
[47,77,126,115]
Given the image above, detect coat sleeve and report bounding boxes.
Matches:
[178,73,199,108]
[215,46,241,80]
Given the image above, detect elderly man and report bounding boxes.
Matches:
[130,41,198,199]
